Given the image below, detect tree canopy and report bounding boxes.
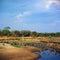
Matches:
[0,27,60,37]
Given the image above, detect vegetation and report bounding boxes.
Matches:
[0,26,60,37]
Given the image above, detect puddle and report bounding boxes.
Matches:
[35,50,60,60]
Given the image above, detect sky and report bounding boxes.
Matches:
[0,0,60,32]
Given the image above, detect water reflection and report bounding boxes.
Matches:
[35,50,60,60]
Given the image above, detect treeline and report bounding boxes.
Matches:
[0,26,60,37]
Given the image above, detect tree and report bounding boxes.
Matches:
[0,30,2,36]
[1,30,11,36]
[21,30,31,37]
[12,30,21,36]
[55,32,60,37]
[31,31,38,37]
[38,33,44,37]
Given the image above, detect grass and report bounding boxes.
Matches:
[0,36,60,60]
[0,40,42,60]
[0,36,60,43]
[19,39,33,43]
[12,44,25,48]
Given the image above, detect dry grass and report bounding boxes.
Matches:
[0,36,60,43]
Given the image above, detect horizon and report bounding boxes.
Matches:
[0,0,60,32]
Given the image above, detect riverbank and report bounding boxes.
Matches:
[0,36,60,60]
[0,46,42,60]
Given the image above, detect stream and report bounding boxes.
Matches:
[26,42,60,60]
[35,50,60,60]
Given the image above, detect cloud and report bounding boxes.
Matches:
[14,0,60,30]
[33,0,48,12]
[15,0,60,19]
[46,0,60,9]
[16,11,31,19]
[15,11,31,22]
[30,0,60,13]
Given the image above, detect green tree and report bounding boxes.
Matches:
[21,30,31,37]
[31,31,38,37]
[55,32,60,37]
[0,30,2,36]
[1,30,11,36]
[12,30,21,36]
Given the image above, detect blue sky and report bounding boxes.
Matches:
[0,0,60,32]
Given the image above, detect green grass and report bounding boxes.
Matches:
[10,41,26,48]
[12,44,26,48]
[19,39,33,43]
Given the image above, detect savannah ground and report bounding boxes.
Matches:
[0,36,60,60]
[0,36,42,60]
[0,46,41,60]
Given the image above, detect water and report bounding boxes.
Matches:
[35,50,60,60]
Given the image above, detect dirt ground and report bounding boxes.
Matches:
[0,44,41,60]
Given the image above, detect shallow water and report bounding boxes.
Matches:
[35,50,60,60]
